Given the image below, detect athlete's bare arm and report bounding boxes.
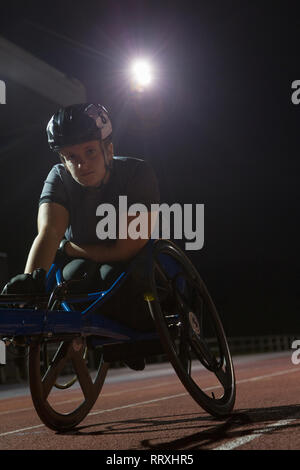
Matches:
[24,202,69,274]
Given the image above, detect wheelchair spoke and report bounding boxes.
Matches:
[154,261,170,284]
[178,339,192,375]
[71,348,95,401]
[190,334,220,370]
[156,285,170,302]
[154,262,172,301]
[42,341,73,399]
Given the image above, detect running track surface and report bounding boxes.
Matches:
[0,351,299,450]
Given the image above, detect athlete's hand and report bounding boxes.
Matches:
[1,268,47,294]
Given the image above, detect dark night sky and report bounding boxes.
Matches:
[0,0,299,336]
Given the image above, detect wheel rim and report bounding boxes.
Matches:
[29,337,109,431]
[150,241,235,416]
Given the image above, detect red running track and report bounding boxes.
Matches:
[0,351,299,450]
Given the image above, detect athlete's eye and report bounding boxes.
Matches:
[86,148,96,156]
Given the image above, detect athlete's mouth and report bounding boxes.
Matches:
[80,171,94,177]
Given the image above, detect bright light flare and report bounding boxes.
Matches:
[130,59,153,90]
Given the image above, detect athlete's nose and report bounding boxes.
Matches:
[77,155,89,169]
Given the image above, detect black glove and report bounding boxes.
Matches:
[1,268,47,295]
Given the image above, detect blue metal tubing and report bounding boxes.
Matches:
[0,261,156,345]
[0,305,157,343]
[0,241,165,344]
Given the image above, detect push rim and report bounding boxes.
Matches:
[148,240,236,417]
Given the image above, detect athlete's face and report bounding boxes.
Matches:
[60,140,113,187]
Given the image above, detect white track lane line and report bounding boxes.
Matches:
[212,369,300,450]
[0,424,44,436]
[0,366,299,438]
[0,381,176,416]
[0,394,187,437]
[213,417,299,450]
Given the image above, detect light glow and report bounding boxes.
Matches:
[131,59,152,90]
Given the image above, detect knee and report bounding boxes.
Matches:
[62,259,98,282]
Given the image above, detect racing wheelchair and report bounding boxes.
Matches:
[0,239,236,432]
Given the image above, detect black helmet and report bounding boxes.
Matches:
[47,103,113,151]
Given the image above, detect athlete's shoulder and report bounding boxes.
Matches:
[52,163,68,174]
[45,163,70,182]
[113,155,153,172]
[113,155,145,165]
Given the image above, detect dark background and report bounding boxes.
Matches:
[0,0,299,337]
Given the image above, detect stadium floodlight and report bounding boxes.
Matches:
[130,59,153,91]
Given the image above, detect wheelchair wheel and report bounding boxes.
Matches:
[147,240,236,417]
[29,336,109,431]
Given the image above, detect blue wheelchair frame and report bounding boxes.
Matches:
[0,240,181,349]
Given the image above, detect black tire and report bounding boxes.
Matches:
[148,240,236,417]
[28,337,109,431]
